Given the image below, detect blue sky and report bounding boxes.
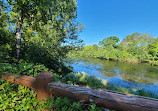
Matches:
[76,0,158,45]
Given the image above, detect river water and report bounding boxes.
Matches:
[67,58,158,97]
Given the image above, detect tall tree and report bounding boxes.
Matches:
[1,0,83,71]
[121,32,155,60]
[7,0,53,63]
[99,36,120,50]
[0,1,15,63]
[6,0,82,61]
[148,38,158,60]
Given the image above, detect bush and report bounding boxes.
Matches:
[0,63,109,111]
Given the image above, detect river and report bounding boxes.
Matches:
[66,58,158,97]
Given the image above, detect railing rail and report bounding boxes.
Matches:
[1,72,158,111]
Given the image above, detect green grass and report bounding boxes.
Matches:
[62,72,158,99]
[1,63,157,111]
[0,63,110,111]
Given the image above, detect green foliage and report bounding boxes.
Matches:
[99,36,120,49]
[63,72,158,99]
[0,0,83,73]
[63,72,106,89]
[0,63,43,110]
[0,63,109,111]
[0,1,16,63]
[0,80,40,111]
[1,1,158,110]
[148,39,158,60]
[121,32,155,61]
[0,62,48,77]
[1,61,157,110]
[0,80,108,111]
[68,33,158,64]
[45,97,104,111]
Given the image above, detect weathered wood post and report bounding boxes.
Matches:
[2,73,158,111]
[1,73,36,89]
[36,72,54,100]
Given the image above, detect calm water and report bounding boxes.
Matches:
[67,58,158,96]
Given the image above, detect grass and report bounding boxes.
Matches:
[62,72,158,99]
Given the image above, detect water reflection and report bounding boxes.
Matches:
[67,58,158,96]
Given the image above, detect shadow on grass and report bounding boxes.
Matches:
[62,72,158,99]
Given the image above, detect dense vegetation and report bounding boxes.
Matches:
[0,0,83,72]
[68,33,158,65]
[1,63,157,110]
[1,0,100,110]
[1,63,108,111]
[1,0,158,110]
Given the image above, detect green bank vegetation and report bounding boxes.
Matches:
[63,72,158,99]
[0,63,107,111]
[1,0,158,110]
[68,33,158,65]
[0,0,108,110]
[0,0,98,110]
[1,63,157,110]
[0,0,82,72]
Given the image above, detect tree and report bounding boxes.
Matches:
[8,0,46,63]
[99,36,120,50]
[148,38,158,60]
[121,33,155,60]
[0,1,16,63]
[1,0,83,72]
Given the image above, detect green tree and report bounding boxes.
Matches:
[148,38,158,60]
[1,0,83,72]
[8,0,49,63]
[99,36,120,50]
[121,33,155,60]
[0,1,16,63]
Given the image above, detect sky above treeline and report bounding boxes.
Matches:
[76,0,158,45]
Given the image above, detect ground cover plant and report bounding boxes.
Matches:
[63,72,158,99]
[0,63,110,111]
[1,63,157,110]
[1,0,158,110]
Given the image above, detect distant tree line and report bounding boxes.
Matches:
[68,32,158,64]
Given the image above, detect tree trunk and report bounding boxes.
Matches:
[16,17,23,64]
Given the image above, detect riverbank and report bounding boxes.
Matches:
[68,53,158,66]
[97,57,158,66]
[1,61,158,110]
[0,63,108,111]
[67,34,158,66]
[63,72,158,99]
[66,58,158,98]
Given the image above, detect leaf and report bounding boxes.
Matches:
[89,99,94,102]
[90,104,96,110]
[62,106,68,111]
